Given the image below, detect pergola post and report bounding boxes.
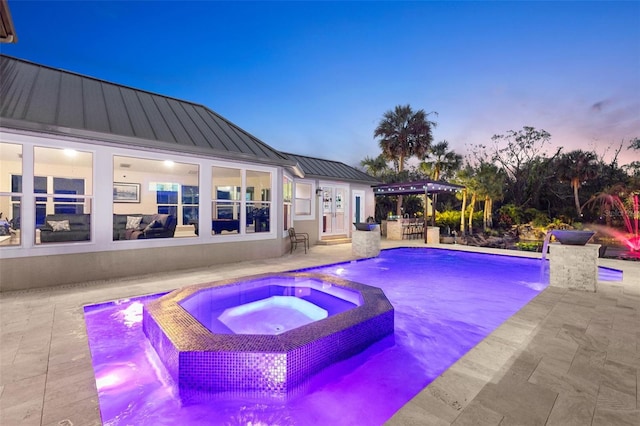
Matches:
[424,187,428,244]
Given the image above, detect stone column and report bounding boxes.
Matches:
[548,243,600,292]
[352,225,381,258]
[426,226,440,245]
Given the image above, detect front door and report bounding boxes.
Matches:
[321,185,348,236]
[352,190,366,224]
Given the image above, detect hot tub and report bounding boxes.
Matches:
[142,272,394,401]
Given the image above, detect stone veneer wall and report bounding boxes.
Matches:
[548,243,600,292]
[352,226,381,258]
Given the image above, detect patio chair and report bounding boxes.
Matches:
[288,228,309,254]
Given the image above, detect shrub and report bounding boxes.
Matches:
[497,204,525,226]
[526,209,550,227]
[516,241,542,252]
[435,210,461,232]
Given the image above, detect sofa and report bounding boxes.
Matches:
[191,219,240,235]
[113,214,177,240]
[40,214,91,243]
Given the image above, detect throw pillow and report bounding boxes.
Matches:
[126,216,142,230]
[143,220,163,232]
[48,220,71,232]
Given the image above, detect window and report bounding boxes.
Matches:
[246,170,271,234]
[113,156,199,240]
[182,185,199,225]
[34,146,93,244]
[154,182,179,217]
[295,182,313,216]
[211,167,272,236]
[283,176,292,231]
[212,166,241,235]
[53,178,85,214]
[0,143,22,246]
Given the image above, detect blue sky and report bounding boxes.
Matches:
[2,1,639,167]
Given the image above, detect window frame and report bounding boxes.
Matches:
[293,180,316,221]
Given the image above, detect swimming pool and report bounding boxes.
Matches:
[84,248,622,425]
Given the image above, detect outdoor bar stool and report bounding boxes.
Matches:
[412,220,424,239]
[402,220,413,240]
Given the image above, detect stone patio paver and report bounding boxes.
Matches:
[1,240,639,425]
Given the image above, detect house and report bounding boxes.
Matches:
[0,55,378,291]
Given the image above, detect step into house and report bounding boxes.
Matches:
[317,235,352,245]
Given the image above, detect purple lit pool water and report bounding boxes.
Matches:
[84,248,622,425]
[219,296,328,334]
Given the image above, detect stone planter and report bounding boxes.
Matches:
[548,243,600,292]
[352,225,381,258]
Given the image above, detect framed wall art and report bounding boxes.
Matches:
[113,182,140,203]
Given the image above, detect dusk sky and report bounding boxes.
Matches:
[2,1,639,167]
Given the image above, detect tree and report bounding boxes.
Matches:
[457,164,480,234]
[419,140,462,181]
[556,150,600,217]
[626,138,640,180]
[360,154,391,179]
[420,140,462,226]
[474,162,506,231]
[489,126,560,209]
[455,165,475,234]
[374,104,437,214]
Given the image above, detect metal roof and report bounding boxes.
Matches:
[282,152,379,185]
[0,55,295,168]
[372,179,464,195]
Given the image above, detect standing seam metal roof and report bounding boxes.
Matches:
[0,55,378,184]
[0,54,289,164]
[282,152,379,185]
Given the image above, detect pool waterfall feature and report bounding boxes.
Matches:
[142,272,394,401]
[542,230,600,292]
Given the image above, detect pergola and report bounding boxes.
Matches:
[372,179,465,243]
[372,179,464,196]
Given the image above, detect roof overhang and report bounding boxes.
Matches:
[372,179,464,196]
[0,0,17,43]
[0,119,303,171]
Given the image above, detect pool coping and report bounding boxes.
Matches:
[386,244,640,425]
[1,240,638,425]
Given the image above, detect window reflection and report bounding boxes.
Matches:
[113,156,199,240]
[33,147,93,245]
[0,142,22,246]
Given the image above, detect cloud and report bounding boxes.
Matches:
[590,99,609,112]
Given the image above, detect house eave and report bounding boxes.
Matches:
[0,118,300,169]
[303,173,380,186]
[0,0,17,43]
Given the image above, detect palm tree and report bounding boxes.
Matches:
[360,154,391,179]
[420,140,463,226]
[458,165,480,234]
[455,165,477,234]
[475,162,506,231]
[374,104,436,214]
[557,150,600,217]
[419,140,462,181]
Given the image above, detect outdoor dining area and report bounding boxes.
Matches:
[372,179,465,243]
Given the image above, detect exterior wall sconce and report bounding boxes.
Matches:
[316,188,323,196]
